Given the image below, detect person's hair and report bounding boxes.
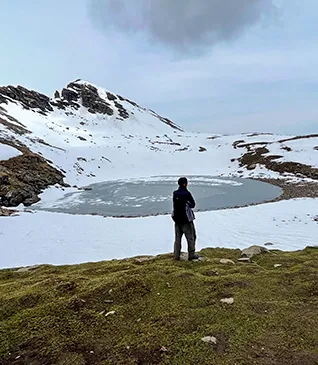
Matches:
[178,177,188,186]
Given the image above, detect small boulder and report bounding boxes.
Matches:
[220,259,235,265]
[201,336,217,345]
[241,245,268,258]
[274,264,282,268]
[220,297,234,305]
[237,257,251,263]
[247,164,257,170]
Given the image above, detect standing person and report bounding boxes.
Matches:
[172,177,200,261]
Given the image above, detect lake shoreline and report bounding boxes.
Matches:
[29,177,317,219]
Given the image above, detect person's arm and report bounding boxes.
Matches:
[187,192,195,209]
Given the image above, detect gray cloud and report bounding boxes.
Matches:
[89,0,275,53]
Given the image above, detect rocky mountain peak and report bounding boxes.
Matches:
[0,80,183,131]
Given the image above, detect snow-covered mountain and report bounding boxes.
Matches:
[0,79,317,207]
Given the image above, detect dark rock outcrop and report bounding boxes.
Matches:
[0,152,66,207]
[0,79,183,131]
[114,101,129,119]
[61,88,78,102]
[106,92,117,101]
[0,85,53,114]
[66,82,114,116]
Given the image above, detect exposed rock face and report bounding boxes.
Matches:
[0,152,66,207]
[61,87,78,102]
[0,79,183,131]
[65,82,114,116]
[0,85,53,114]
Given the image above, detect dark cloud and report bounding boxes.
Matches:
[89,0,275,53]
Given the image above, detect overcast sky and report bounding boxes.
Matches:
[1,0,317,134]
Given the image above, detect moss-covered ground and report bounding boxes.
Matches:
[0,247,318,365]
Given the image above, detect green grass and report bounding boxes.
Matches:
[0,247,318,365]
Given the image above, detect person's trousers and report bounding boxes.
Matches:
[174,222,196,259]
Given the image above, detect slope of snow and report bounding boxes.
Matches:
[265,137,318,167]
[1,198,317,269]
[0,143,21,160]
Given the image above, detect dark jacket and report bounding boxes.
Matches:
[172,186,196,224]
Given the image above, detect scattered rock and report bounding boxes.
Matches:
[201,336,217,345]
[220,297,234,305]
[237,257,251,263]
[241,245,268,258]
[160,346,168,353]
[247,163,257,170]
[220,259,235,265]
[281,145,292,152]
[199,146,207,152]
[0,207,17,216]
[105,311,116,317]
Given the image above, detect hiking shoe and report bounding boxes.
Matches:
[188,254,200,261]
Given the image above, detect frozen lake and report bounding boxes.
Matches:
[36,176,282,217]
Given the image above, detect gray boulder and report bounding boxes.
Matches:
[241,245,268,258]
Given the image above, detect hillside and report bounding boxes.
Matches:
[1,247,318,365]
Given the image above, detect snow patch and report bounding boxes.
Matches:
[0,143,21,160]
[1,198,317,269]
